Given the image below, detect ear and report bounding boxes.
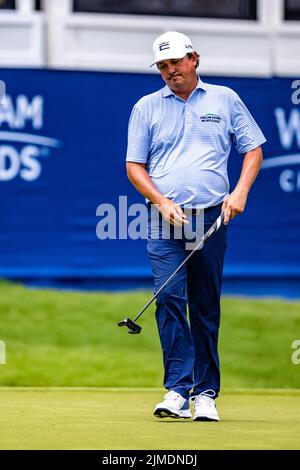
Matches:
[193,52,200,69]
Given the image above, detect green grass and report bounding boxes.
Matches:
[0,388,299,449]
[0,280,300,388]
[1,281,299,450]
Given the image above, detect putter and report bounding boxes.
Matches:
[118,211,225,334]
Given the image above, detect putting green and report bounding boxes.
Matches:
[0,388,299,450]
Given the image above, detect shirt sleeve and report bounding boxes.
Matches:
[231,91,267,154]
[126,104,150,163]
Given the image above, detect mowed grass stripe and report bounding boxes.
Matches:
[1,387,300,396]
[0,280,300,388]
[0,389,299,449]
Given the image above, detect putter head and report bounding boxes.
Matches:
[118,317,142,335]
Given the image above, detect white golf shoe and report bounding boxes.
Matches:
[154,391,192,419]
[192,394,220,421]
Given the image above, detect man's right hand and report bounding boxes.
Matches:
[157,197,189,227]
[126,163,188,226]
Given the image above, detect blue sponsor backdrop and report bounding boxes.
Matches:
[0,69,299,296]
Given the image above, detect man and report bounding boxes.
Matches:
[126,31,266,421]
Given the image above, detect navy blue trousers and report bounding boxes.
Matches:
[147,203,228,400]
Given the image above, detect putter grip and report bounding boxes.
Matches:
[203,211,225,243]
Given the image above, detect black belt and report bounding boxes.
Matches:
[147,203,222,215]
[182,208,202,215]
[183,204,222,215]
[147,202,202,215]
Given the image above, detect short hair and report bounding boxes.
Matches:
[187,52,200,69]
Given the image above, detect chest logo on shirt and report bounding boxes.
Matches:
[200,113,221,123]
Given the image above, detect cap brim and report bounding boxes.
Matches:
[149,51,192,68]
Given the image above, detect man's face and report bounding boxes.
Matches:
[156,53,198,93]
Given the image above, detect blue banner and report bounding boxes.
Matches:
[0,69,299,295]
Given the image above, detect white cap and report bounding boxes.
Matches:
[150,31,195,67]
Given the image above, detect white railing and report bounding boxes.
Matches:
[0,0,44,66]
[0,0,299,76]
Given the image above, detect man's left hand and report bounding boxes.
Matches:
[221,189,248,225]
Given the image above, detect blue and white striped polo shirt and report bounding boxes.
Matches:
[126,78,266,207]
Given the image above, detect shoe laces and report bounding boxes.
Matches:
[194,394,215,409]
[164,391,182,401]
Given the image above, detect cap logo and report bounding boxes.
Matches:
[158,41,170,51]
[185,44,193,50]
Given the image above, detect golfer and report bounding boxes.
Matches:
[126,31,266,421]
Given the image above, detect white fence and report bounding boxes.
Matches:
[0,0,299,76]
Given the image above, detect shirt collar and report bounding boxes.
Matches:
[162,77,207,98]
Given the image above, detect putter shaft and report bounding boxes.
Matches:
[118,212,225,333]
[132,211,225,323]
